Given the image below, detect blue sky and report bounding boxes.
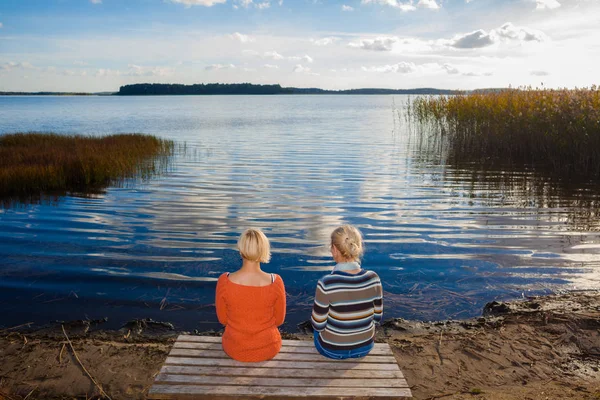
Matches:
[0,0,598,91]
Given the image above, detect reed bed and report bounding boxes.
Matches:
[0,133,174,202]
[411,87,600,179]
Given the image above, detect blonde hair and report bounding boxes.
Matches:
[331,225,364,261]
[238,229,271,263]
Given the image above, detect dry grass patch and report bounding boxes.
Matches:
[0,132,174,205]
[411,87,600,179]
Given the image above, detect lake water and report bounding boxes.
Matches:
[1,95,599,332]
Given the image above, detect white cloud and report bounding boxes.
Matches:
[171,0,227,6]
[242,49,260,56]
[1,61,35,71]
[205,63,236,70]
[451,23,548,48]
[312,37,340,46]
[452,30,494,48]
[233,0,271,8]
[73,60,89,66]
[417,0,439,9]
[289,54,314,63]
[361,0,440,10]
[342,5,354,11]
[495,23,547,42]
[442,63,459,74]
[90,0,102,4]
[362,62,417,73]
[127,64,174,76]
[534,0,560,10]
[264,50,285,60]
[349,36,398,51]
[360,0,415,12]
[236,0,254,7]
[229,32,254,43]
[263,64,279,69]
[293,64,315,74]
[531,70,549,76]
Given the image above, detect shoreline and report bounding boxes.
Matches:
[1,290,599,399]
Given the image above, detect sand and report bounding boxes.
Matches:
[1,291,599,400]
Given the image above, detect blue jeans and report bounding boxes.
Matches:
[313,332,374,360]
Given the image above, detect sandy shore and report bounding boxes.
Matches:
[1,291,599,400]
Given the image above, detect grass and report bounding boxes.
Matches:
[411,86,600,180]
[0,132,174,204]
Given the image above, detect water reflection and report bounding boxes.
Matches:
[0,95,599,331]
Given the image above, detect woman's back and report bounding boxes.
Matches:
[312,269,383,350]
[216,272,286,362]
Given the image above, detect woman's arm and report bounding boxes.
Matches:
[274,275,286,326]
[373,277,383,324]
[215,274,228,326]
[310,279,329,332]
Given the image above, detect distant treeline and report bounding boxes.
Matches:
[117,83,463,96]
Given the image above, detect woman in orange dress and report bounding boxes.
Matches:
[215,229,286,362]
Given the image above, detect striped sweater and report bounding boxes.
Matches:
[311,269,383,350]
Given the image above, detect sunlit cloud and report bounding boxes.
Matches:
[451,23,548,48]
[534,0,561,10]
[312,37,341,46]
[417,0,439,10]
[229,32,255,43]
[349,36,398,51]
[205,63,236,70]
[342,5,354,11]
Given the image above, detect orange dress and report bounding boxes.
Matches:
[215,272,286,362]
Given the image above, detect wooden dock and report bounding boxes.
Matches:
[149,335,412,399]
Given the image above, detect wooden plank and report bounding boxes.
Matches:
[148,384,412,398]
[164,357,401,370]
[160,365,405,380]
[168,349,396,364]
[155,373,408,388]
[178,335,314,347]
[178,336,387,349]
[173,341,394,356]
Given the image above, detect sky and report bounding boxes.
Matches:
[0,0,598,92]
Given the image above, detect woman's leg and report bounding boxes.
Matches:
[313,332,345,360]
[314,333,374,359]
[347,341,374,359]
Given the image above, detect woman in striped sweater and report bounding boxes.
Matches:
[311,225,383,359]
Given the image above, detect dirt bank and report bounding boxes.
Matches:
[1,291,599,400]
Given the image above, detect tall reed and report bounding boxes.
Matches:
[0,133,174,202]
[412,87,600,179]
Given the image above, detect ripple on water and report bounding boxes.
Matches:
[0,95,600,330]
